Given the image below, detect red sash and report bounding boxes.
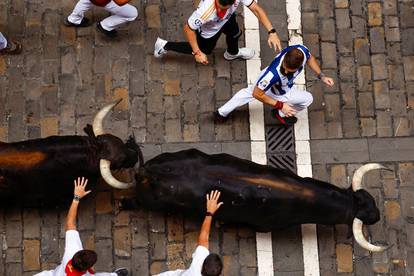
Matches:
[214,1,228,19]
[89,0,111,7]
[65,259,95,276]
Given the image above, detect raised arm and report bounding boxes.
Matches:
[306,54,334,87]
[65,177,92,231]
[198,190,224,249]
[248,1,281,52]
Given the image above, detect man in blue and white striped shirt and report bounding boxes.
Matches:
[215,44,334,125]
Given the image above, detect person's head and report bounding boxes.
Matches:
[202,253,223,276]
[282,48,304,75]
[217,0,235,9]
[72,250,97,272]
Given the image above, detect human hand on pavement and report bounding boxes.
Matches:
[321,76,334,87]
[268,33,282,52]
[195,51,208,65]
[73,177,91,199]
[206,190,223,215]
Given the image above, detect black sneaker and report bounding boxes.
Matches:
[214,111,228,123]
[97,22,117,38]
[0,40,22,55]
[64,17,91,27]
[271,109,297,126]
[114,267,128,276]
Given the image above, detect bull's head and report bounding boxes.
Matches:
[351,164,389,252]
[92,100,141,189]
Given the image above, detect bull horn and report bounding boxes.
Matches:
[100,159,134,189]
[93,100,122,136]
[352,163,387,191]
[352,218,386,252]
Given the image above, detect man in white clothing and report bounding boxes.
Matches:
[64,0,138,38]
[154,0,281,64]
[34,177,128,276]
[154,190,224,276]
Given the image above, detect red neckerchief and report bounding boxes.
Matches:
[65,259,95,276]
[214,0,228,19]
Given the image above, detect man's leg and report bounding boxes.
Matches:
[67,0,94,25]
[101,2,138,31]
[0,32,7,50]
[222,15,254,60]
[217,85,255,117]
[155,31,221,57]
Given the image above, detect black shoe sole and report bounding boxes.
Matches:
[97,22,117,38]
[64,17,91,27]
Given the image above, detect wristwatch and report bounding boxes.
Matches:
[206,212,213,217]
[73,195,81,202]
[268,28,277,35]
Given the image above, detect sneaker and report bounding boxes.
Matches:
[224,48,255,60]
[97,22,117,38]
[114,267,129,276]
[64,17,91,27]
[271,109,297,126]
[214,111,228,123]
[0,40,22,55]
[154,37,168,58]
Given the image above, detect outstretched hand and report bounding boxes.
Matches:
[206,190,224,215]
[73,177,91,199]
[322,76,334,87]
[268,33,282,52]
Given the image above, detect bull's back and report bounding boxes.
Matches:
[137,149,354,229]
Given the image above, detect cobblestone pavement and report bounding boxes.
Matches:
[302,0,414,275]
[0,0,257,275]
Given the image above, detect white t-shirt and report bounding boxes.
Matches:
[188,0,254,38]
[33,230,94,276]
[154,246,210,276]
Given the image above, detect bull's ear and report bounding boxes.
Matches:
[84,124,96,138]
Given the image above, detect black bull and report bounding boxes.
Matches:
[132,149,387,251]
[0,103,140,205]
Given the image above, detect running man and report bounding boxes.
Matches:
[154,0,281,64]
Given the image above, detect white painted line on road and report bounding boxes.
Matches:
[243,3,275,276]
[286,0,321,274]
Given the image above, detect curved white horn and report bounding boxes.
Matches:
[100,159,134,189]
[352,218,386,252]
[352,163,387,191]
[93,100,122,136]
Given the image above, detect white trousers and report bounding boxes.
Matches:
[0,32,7,50]
[68,0,138,31]
[218,85,313,117]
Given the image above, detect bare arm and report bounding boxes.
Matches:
[248,2,281,52]
[306,54,334,87]
[184,23,208,64]
[198,190,223,248]
[65,177,92,231]
[252,86,296,116]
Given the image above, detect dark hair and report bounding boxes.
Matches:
[284,48,304,70]
[218,0,235,6]
[202,254,223,276]
[72,250,97,272]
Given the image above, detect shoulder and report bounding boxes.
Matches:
[188,0,215,28]
[242,0,255,7]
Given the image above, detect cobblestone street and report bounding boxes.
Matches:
[0,0,413,275]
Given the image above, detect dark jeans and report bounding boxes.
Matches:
[165,14,241,55]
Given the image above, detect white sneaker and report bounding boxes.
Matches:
[154,37,168,58]
[223,48,255,60]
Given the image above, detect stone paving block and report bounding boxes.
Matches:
[390,90,407,116]
[401,28,414,56]
[398,163,414,188]
[393,117,411,136]
[6,247,21,263]
[23,209,40,239]
[272,226,304,272]
[403,56,414,81]
[309,111,328,139]
[340,82,356,109]
[41,211,59,264]
[311,139,369,164]
[302,12,318,34]
[131,248,149,276]
[318,0,334,18]
[6,263,22,276]
[354,39,370,66]
[324,93,341,121]
[358,92,375,117]
[357,65,372,91]
[223,255,240,276]
[370,27,386,53]
[94,239,113,272]
[368,137,414,161]
[23,239,39,271]
[318,16,335,41]
[335,9,350,29]
[150,232,166,260]
[371,54,387,80]
[352,16,366,38]
[376,111,393,137]
[360,117,376,136]
[368,2,382,26]
[132,213,149,248]
[373,80,390,109]
[150,261,168,275]
[388,64,405,90]
[337,29,352,54]
[400,2,414,28]
[321,43,337,69]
